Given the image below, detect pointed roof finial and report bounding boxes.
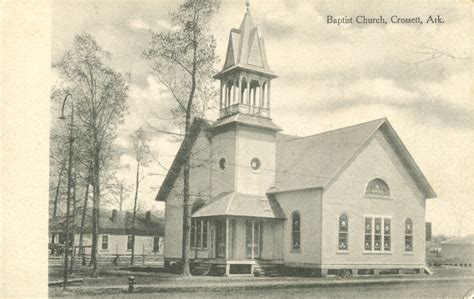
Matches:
[245,0,250,13]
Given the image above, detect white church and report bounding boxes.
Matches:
[155,4,436,277]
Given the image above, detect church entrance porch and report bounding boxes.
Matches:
[190,217,284,276]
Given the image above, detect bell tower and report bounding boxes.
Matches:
[214,1,277,120]
[209,1,281,198]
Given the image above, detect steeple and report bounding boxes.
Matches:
[214,2,277,120]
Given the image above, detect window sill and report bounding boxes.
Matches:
[404,252,414,255]
[290,248,302,253]
[336,250,350,254]
[191,248,209,251]
[363,251,392,255]
[363,195,392,200]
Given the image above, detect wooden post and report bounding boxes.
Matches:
[248,80,252,106]
[239,76,243,103]
[225,218,229,260]
[142,244,145,266]
[251,221,255,260]
[223,81,227,108]
[267,80,271,111]
[219,81,223,109]
[232,78,237,105]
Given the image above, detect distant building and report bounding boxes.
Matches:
[49,209,164,258]
[441,234,474,261]
[156,4,436,276]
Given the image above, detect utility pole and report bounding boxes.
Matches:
[59,93,74,291]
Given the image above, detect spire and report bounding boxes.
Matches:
[215,3,276,79]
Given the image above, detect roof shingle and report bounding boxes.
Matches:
[191,192,286,219]
[271,118,385,193]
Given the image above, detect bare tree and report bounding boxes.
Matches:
[129,127,151,265]
[54,33,129,278]
[143,0,220,276]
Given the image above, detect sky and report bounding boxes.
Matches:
[52,0,473,236]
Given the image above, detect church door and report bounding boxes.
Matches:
[246,220,262,259]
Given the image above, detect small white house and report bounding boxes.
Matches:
[49,209,164,259]
[441,235,474,261]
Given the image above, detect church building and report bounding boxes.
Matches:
[155,4,436,277]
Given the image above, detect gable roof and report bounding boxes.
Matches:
[155,118,213,202]
[191,191,286,219]
[215,11,276,79]
[49,209,164,236]
[441,234,474,245]
[270,118,436,199]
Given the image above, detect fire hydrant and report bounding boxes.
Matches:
[128,276,135,293]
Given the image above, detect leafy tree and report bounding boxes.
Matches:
[143,0,220,276]
[54,33,128,278]
[129,127,151,265]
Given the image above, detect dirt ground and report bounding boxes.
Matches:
[49,266,474,297]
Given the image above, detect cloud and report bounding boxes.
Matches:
[155,19,179,32]
[130,18,151,31]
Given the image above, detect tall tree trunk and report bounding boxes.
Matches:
[131,162,140,266]
[53,162,66,218]
[79,175,90,266]
[181,62,196,277]
[89,205,97,267]
[69,167,77,274]
[91,150,101,278]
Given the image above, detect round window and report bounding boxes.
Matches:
[250,157,261,171]
[219,158,226,170]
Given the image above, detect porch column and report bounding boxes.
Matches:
[225,218,229,260]
[223,82,228,108]
[251,221,255,260]
[248,80,252,106]
[232,77,237,105]
[219,81,223,109]
[267,80,271,110]
[239,76,243,103]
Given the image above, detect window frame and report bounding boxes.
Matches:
[101,234,109,250]
[190,218,209,250]
[337,213,349,252]
[291,211,301,251]
[363,215,392,254]
[153,236,160,253]
[404,218,414,253]
[127,235,133,251]
[363,177,392,198]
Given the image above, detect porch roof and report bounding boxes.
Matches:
[191,192,286,219]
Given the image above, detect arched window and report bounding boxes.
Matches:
[365,178,391,197]
[338,214,349,251]
[405,218,413,252]
[292,212,301,250]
